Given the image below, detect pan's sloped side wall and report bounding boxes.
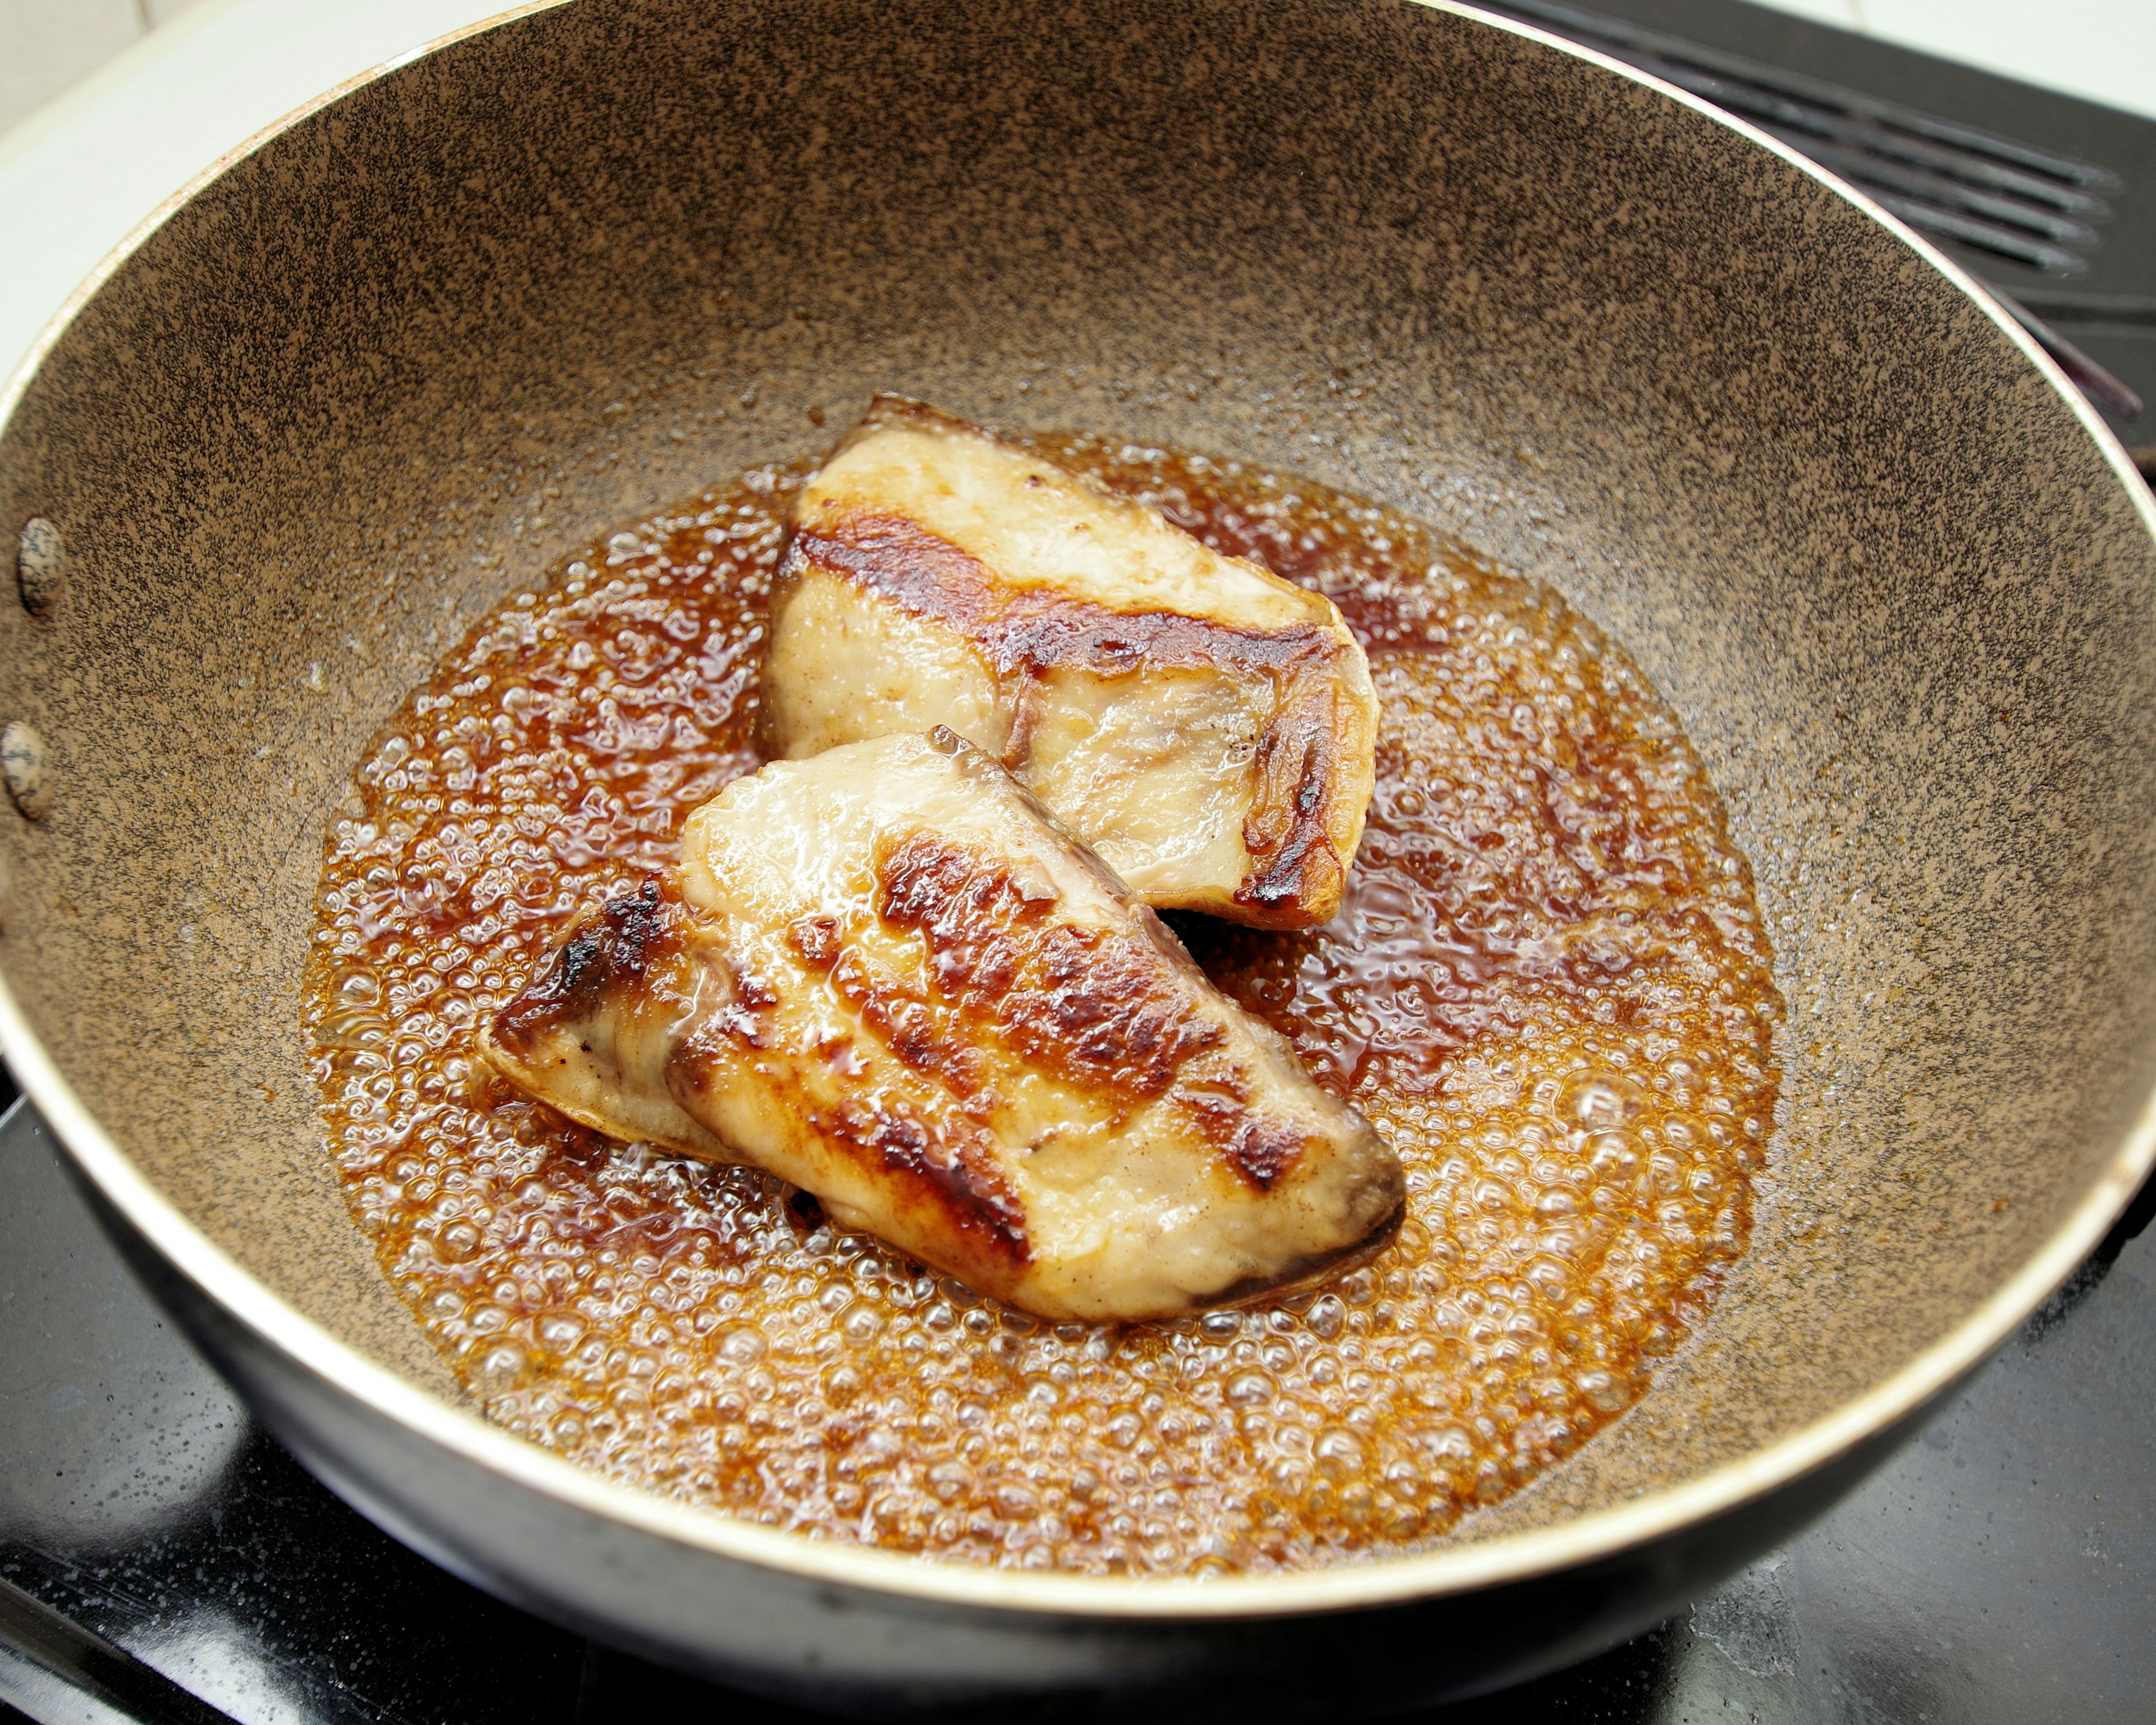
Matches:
[0,0,2152,1531]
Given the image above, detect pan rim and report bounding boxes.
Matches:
[2,0,2154,1624]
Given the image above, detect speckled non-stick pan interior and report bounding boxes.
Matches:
[2,0,2153,1550]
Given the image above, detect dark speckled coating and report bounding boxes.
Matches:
[1,0,2153,1707]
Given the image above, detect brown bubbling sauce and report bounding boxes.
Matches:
[303,433,1780,1576]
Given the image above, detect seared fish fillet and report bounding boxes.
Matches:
[480,730,1403,1321]
[762,397,1380,931]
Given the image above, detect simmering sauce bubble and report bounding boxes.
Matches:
[302,435,1780,1575]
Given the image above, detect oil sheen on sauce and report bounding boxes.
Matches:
[303,433,1781,1577]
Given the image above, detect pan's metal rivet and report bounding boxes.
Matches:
[2,721,51,821]
[16,519,63,618]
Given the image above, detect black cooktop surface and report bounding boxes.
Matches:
[6,1092,2154,1725]
[3,2,2153,1720]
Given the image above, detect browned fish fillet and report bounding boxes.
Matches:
[480,730,1403,1321]
[761,396,1380,931]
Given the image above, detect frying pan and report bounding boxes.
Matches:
[1,0,2153,1715]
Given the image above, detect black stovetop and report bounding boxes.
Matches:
[3,3,2153,1721]
[6,1095,2155,1725]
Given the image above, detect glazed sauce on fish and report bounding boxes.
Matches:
[303,435,1780,1576]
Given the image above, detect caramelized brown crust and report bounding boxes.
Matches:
[672,1024,1033,1272]
[762,397,1378,929]
[1239,703,1352,920]
[489,881,675,1062]
[492,878,1040,1274]
[788,518,1335,687]
[874,831,1228,1105]
[480,731,1404,1320]
[478,880,735,1167]
[787,516,1359,928]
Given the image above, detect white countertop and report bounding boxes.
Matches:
[1752,0,2154,122]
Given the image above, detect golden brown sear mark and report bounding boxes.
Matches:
[489,879,677,1061]
[873,830,1228,1105]
[818,1097,1031,1269]
[761,396,1378,930]
[480,730,1402,1321]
